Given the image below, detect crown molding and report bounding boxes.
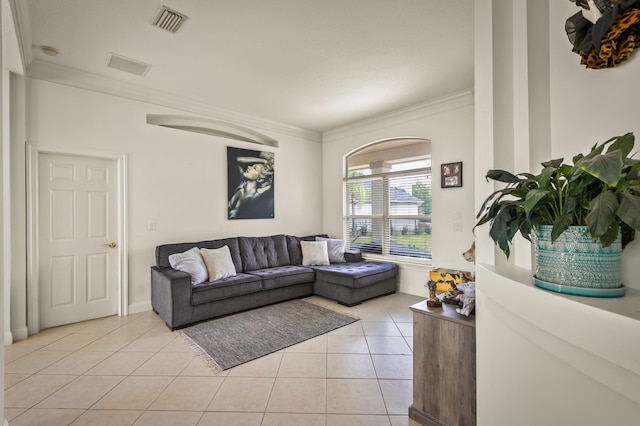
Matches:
[8,0,32,73]
[323,89,474,142]
[26,59,322,143]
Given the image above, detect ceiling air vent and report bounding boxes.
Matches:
[152,6,187,33]
[106,53,151,76]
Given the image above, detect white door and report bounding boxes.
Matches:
[38,153,119,329]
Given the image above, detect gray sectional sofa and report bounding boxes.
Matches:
[151,234,398,330]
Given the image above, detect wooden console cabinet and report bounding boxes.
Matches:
[409,300,476,426]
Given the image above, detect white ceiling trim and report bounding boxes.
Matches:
[7,0,29,74]
[323,90,475,143]
[26,59,322,143]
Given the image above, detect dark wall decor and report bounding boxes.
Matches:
[227,147,275,219]
[441,162,462,188]
[566,0,640,69]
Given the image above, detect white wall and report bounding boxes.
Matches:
[17,78,323,322]
[475,1,640,424]
[322,92,475,296]
[549,2,640,288]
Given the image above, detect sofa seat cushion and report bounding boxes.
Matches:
[191,273,262,305]
[247,265,315,290]
[309,262,398,289]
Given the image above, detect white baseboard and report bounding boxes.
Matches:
[3,331,12,346]
[128,300,152,315]
[399,281,425,298]
[10,326,28,342]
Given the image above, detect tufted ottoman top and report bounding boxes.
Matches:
[309,262,398,289]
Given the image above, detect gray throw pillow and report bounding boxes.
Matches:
[168,247,208,285]
[316,237,346,263]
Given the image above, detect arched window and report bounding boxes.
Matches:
[344,138,431,259]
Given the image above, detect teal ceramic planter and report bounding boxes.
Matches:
[533,226,625,297]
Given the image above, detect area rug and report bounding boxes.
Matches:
[176,299,359,372]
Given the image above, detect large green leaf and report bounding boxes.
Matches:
[519,219,534,242]
[605,132,634,157]
[599,222,619,248]
[568,165,586,183]
[626,167,640,181]
[537,166,556,190]
[629,184,640,195]
[562,196,579,215]
[572,152,585,164]
[475,201,503,228]
[578,150,623,186]
[578,141,605,162]
[486,169,520,183]
[551,214,573,242]
[523,189,550,216]
[475,186,522,222]
[558,164,573,177]
[541,158,564,168]
[489,208,512,258]
[617,193,640,231]
[586,191,619,237]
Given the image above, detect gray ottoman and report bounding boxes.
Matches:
[309,262,398,306]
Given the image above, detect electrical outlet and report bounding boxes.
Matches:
[147,221,157,231]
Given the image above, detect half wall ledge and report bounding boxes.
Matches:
[476,263,640,425]
[146,114,279,147]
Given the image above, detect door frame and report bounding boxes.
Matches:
[26,143,128,335]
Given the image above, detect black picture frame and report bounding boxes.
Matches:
[227,147,275,219]
[441,162,462,188]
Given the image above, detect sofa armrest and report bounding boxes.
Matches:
[344,250,363,263]
[151,266,193,330]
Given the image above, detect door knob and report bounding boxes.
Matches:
[106,242,117,248]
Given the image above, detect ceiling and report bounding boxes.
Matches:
[19,0,474,133]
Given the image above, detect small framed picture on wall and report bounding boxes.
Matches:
[441,162,462,188]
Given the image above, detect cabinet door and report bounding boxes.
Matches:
[411,308,476,425]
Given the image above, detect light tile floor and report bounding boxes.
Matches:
[4,293,423,426]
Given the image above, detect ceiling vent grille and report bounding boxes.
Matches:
[106,53,151,76]
[152,6,187,33]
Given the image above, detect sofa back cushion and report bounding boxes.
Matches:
[155,237,242,272]
[286,235,303,265]
[238,235,290,271]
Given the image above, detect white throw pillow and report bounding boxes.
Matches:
[316,237,346,263]
[200,245,237,281]
[168,247,208,285]
[301,240,330,266]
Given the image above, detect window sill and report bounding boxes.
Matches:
[362,253,431,269]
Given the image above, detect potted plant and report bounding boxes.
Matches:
[475,132,640,296]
